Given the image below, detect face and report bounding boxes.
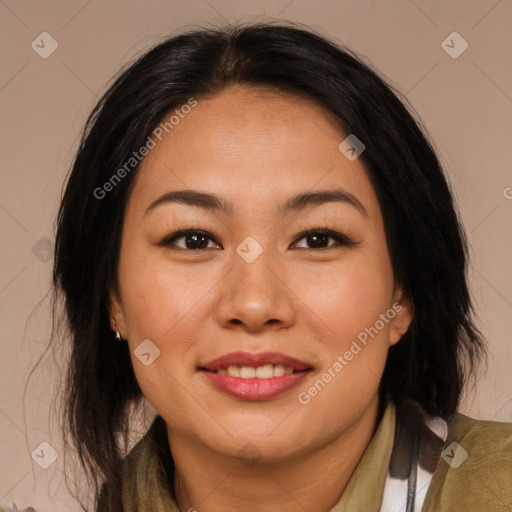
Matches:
[110,86,412,462]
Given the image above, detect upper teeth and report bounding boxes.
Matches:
[217,364,294,378]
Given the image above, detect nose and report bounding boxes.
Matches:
[215,246,297,333]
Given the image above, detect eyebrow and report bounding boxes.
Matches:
[145,189,233,215]
[144,188,368,217]
[280,189,368,217]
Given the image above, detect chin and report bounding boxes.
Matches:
[195,417,313,461]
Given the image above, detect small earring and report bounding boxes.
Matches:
[113,318,122,341]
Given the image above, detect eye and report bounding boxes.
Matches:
[159,229,222,250]
[291,228,355,250]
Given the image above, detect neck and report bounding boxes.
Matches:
[168,396,380,512]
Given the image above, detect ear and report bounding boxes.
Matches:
[388,285,413,347]
[108,290,127,339]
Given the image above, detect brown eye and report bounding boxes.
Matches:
[160,230,222,250]
[291,229,355,250]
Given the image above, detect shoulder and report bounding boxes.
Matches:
[423,413,512,511]
[446,412,512,480]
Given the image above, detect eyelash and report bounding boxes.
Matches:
[158,227,356,251]
[292,228,356,250]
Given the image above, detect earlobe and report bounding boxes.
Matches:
[390,323,408,346]
[389,287,414,347]
[108,291,127,340]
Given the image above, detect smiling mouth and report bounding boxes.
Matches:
[208,364,298,378]
[198,351,313,400]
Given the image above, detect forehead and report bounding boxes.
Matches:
[129,86,378,217]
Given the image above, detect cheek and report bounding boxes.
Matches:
[294,260,393,421]
[292,249,395,420]
[118,258,218,410]
[295,251,394,349]
[118,252,218,343]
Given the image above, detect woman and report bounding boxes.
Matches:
[7,22,511,512]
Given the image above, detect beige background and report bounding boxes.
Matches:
[1,0,511,510]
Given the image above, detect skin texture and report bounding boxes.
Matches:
[110,86,413,511]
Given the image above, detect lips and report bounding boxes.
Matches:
[200,351,311,372]
[199,351,313,401]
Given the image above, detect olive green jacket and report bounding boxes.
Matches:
[4,402,511,511]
